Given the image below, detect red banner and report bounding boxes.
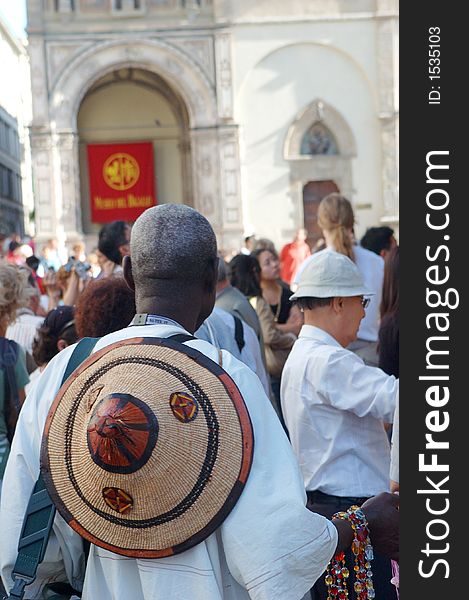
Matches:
[87,142,157,223]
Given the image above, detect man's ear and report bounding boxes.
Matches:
[57,339,68,352]
[331,297,344,314]
[203,257,218,292]
[123,255,135,291]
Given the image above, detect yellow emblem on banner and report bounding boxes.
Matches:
[103,153,140,191]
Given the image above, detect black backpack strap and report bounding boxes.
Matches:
[167,333,196,344]
[0,338,20,412]
[8,338,100,600]
[233,316,245,353]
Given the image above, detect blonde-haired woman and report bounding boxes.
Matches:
[295,193,384,365]
[0,263,30,495]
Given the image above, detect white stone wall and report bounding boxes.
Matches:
[25,0,398,250]
[232,13,398,248]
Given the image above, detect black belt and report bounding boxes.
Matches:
[306,490,369,506]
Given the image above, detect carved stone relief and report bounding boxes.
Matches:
[215,32,233,120]
[36,179,52,206]
[376,16,398,219]
[172,37,215,83]
[190,129,220,228]
[46,43,90,88]
[28,39,49,124]
[218,129,242,228]
[51,39,217,129]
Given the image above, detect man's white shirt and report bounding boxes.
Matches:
[1,323,337,600]
[281,325,398,498]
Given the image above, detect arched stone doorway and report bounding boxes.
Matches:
[31,38,243,249]
[77,67,192,239]
[284,99,356,242]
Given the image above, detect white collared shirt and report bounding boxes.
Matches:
[1,324,336,600]
[281,325,398,498]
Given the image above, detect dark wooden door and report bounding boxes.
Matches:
[302,180,339,248]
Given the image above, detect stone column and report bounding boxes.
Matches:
[55,131,83,243]
[376,8,399,224]
[215,31,234,122]
[218,125,243,250]
[213,30,244,249]
[189,128,222,232]
[189,125,243,251]
[30,133,61,245]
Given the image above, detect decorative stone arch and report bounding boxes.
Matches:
[50,38,218,131]
[32,37,243,246]
[283,99,357,237]
[284,99,356,160]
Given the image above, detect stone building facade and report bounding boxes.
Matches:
[26,0,398,252]
[0,17,32,237]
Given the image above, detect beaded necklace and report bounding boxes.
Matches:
[325,506,375,600]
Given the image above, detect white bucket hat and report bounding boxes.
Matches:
[290,250,374,300]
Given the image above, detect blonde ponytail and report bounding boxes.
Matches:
[317,193,355,261]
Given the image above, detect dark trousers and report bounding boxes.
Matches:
[307,491,397,600]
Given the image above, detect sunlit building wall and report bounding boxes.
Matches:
[0,16,33,237]
[27,0,398,252]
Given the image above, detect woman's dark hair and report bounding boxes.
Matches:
[251,247,277,265]
[378,245,399,376]
[74,277,136,338]
[32,305,78,367]
[98,220,128,265]
[380,245,399,318]
[253,238,278,257]
[228,254,262,298]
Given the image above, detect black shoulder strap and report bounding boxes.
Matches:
[167,333,196,344]
[0,338,20,414]
[7,335,194,599]
[233,316,245,353]
[8,338,100,600]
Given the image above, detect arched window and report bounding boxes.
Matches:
[300,122,338,156]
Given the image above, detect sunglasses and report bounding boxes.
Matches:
[360,297,371,309]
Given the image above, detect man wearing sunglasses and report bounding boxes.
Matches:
[280,250,399,600]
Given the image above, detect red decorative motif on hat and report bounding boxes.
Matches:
[87,393,158,474]
[169,392,198,423]
[103,487,133,514]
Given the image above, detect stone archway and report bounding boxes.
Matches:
[284,99,357,235]
[76,67,194,238]
[31,38,242,246]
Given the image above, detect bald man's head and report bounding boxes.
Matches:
[130,204,218,290]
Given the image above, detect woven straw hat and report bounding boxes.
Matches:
[41,337,254,558]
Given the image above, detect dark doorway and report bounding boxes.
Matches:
[302,180,339,249]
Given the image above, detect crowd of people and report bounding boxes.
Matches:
[0,197,399,600]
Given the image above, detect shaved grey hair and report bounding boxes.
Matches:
[217,255,228,282]
[130,204,217,285]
